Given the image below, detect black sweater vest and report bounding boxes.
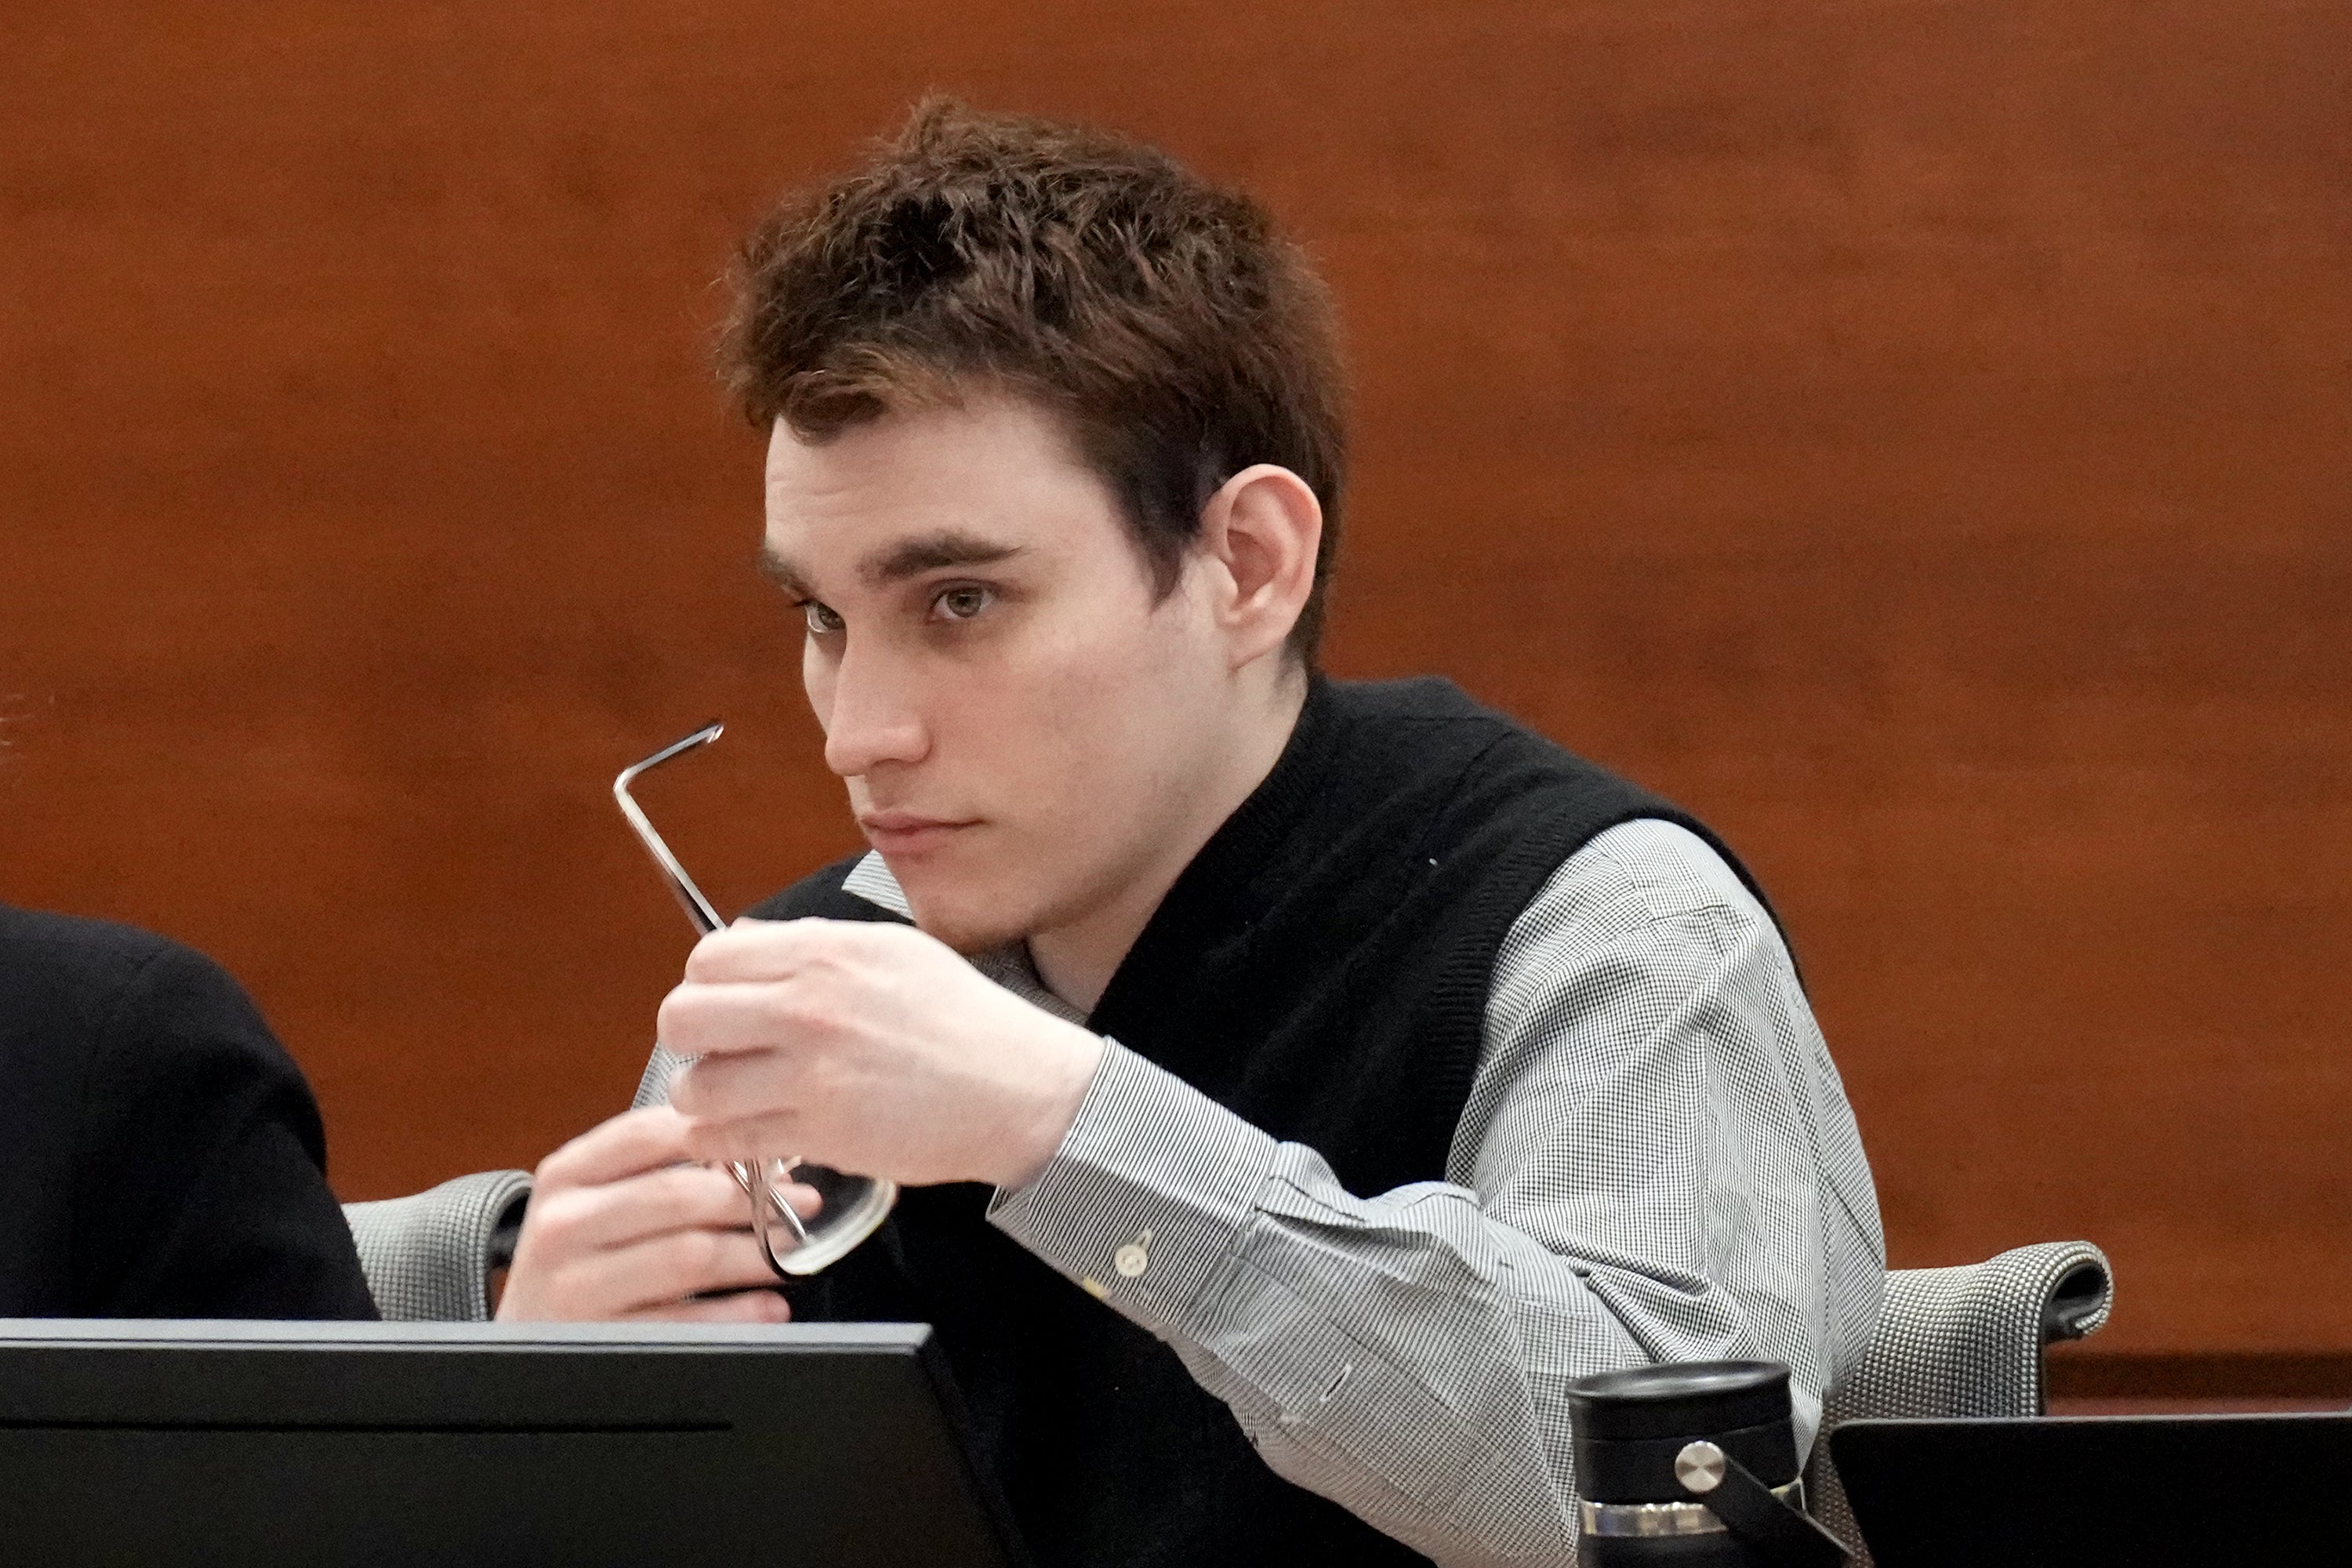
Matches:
[752,677,1777,1567]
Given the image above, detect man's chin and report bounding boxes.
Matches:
[888,871,1032,956]
[910,908,1031,957]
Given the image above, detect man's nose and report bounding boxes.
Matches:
[820,646,931,778]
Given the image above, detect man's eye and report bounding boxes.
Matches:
[800,601,844,634]
[931,585,993,622]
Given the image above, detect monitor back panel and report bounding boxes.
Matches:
[1831,1411,2352,1567]
[0,1320,1019,1568]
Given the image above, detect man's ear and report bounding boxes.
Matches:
[1196,464,1322,670]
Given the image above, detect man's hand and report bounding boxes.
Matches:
[660,918,1106,1190]
[496,1105,811,1322]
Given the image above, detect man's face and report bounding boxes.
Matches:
[762,396,1236,955]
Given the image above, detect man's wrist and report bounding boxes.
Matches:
[995,1021,1108,1189]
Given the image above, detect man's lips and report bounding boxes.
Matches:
[858,811,981,853]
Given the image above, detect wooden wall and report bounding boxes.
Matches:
[4,1,2346,1357]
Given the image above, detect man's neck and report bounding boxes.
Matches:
[1025,669,1308,1014]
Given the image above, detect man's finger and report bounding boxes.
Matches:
[545,1226,788,1317]
[678,1109,820,1168]
[680,918,827,984]
[659,981,825,1062]
[523,1163,753,1257]
[666,1046,809,1119]
[533,1106,699,1192]
[773,1179,823,1221]
[617,1290,792,1326]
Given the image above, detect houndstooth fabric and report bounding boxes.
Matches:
[343,1169,532,1322]
[1805,1240,2113,1563]
[642,820,1883,1566]
[633,1044,687,1111]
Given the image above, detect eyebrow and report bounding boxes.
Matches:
[759,531,1025,598]
[757,546,814,598]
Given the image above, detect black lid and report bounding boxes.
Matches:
[1564,1360,1791,1442]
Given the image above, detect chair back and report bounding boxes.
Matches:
[344,1169,532,1322]
[1807,1240,2113,1562]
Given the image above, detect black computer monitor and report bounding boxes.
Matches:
[0,1319,1023,1567]
[1831,1410,2352,1565]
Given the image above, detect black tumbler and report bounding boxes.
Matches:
[1566,1361,1845,1567]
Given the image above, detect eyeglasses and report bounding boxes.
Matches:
[613,722,898,1277]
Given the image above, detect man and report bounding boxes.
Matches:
[0,902,378,1319]
[499,102,1882,1566]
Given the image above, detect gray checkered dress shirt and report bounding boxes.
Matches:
[648,818,1883,1566]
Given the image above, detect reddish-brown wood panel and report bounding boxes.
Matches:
[3,2,2346,1352]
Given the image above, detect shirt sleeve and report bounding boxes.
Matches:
[71,938,381,1320]
[987,818,1884,1567]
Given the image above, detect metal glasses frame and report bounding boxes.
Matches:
[612,722,898,1277]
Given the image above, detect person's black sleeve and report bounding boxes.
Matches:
[69,939,379,1319]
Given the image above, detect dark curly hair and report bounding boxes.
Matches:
[720,99,1348,659]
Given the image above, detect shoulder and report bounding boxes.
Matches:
[0,902,186,984]
[0,910,371,1318]
[0,906,306,1096]
[0,904,251,1045]
[1474,819,1809,1131]
[1560,818,1775,932]
[0,905,327,1240]
[1494,818,1789,993]
[0,904,317,1122]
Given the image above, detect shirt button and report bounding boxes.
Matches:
[1113,1229,1152,1279]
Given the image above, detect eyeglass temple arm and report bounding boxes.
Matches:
[612,722,728,936]
[615,722,819,1266]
